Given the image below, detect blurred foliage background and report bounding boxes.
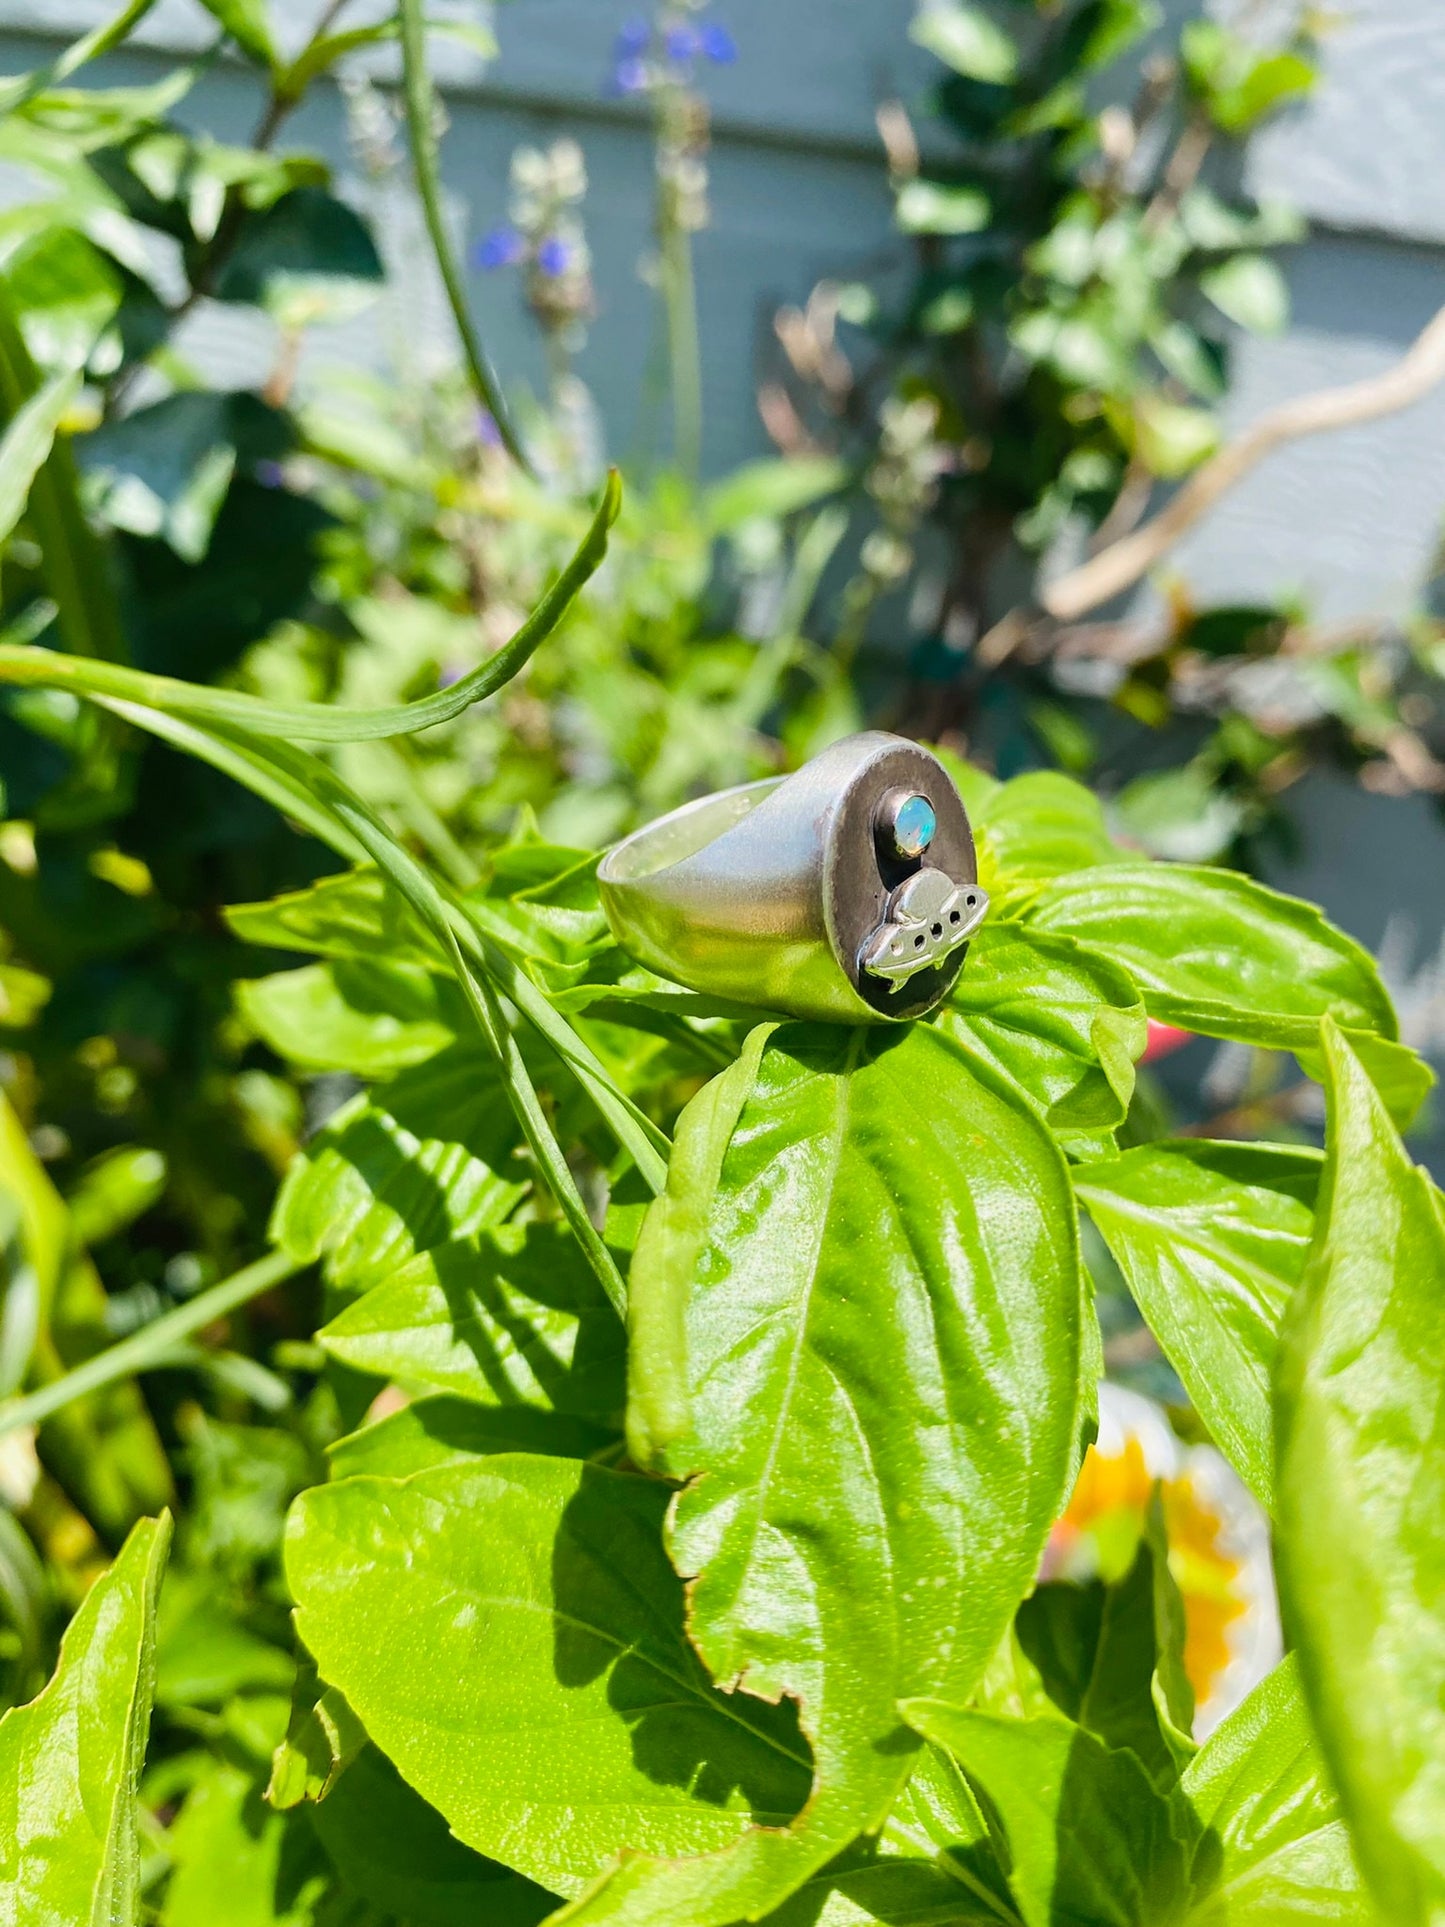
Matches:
[0,1,1442,1901]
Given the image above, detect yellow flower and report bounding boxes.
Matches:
[1041,1383,1280,1736]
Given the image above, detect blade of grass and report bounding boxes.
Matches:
[0,1247,300,1440]
[398,0,529,471]
[0,471,619,740]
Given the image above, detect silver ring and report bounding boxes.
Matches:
[597,731,988,1025]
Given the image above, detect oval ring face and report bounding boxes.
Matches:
[598,733,987,1025]
[820,736,983,1021]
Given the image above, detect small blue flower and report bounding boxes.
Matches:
[614,15,649,54]
[699,19,736,63]
[476,410,502,449]
[665,22,700,60]
[610,53,649,94]
[472,224,525,270]
[255,458,285,489]
[536,236,571,277]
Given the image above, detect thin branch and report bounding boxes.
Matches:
[397,0,530,471]
[1040,302,1445,625]
[0,1247,301,1439]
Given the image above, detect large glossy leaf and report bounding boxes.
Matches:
[1182,1657,1371,1925]
[976,770,1140,896]
[317,1223,625,1422]
[1273,1020,1445,1923]
[1075,1142,1320,1507]
[326,1394,614,1480]
[285,1455,813,1898]
[943,924,1146,1143]
[270,1045,526,1300]
[902,1701,1194,1927]
[0,1513,170,1924]
[239,958,460,1074]
[580,1021,1080,1924]
[1024,865,1395,1052]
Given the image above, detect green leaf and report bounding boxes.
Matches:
[702,456,847,533]
[942,924,1147,1143]
[64,1144,166,1248]
[1182,1656,1372,1924]
[910,4,1018,83]
[285,1456,813,1898]
[270,1045,527,1300]
[901,1700,1195,1927]
[1024,864,1398,1058]
[310,1742,555,1927]
[238,958,459,1075]
[317,1223,625,1421]
[1273,1020,1445,1923]
[1199,254,1289,336]
[1016,1497,1194,1791]
[0,367,81,548]
[326,1394,614,1480]
[583,1022,1080,1924]
[266,1654,366,1810]
[163,1760,331,1925]
[79,390,291,563]
[1076,1141,1320,1507]
[226,865,442,965]
[6,226,123,372]
[896,179,991,237]
[0,1513,170,1924]
[1130,396,1221,479]
[214,187,382,326]
[194,0,276,67]
[976,770,1139,896]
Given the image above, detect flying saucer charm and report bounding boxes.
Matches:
[597,732,987,1025]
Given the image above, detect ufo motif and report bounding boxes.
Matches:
[859,866,989,992]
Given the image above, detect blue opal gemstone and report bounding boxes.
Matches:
[891,793,936,859]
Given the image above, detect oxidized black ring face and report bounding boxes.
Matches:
[820,738,987,1022]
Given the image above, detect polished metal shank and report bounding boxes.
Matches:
[597,732,986,1024]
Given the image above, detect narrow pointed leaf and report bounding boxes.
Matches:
[1273,1020,1445,1924]
[0,1512,170,1924]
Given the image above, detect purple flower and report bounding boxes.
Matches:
[476,409,502,449]
[665,22,700,60]
[536,236,571,277]
[610,53,649,94]
[255,458,285,489]
[614,15,649,54]
[699,19,736,63]
[472,224,525,271]
[437,661,466,688]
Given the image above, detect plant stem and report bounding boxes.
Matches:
[661,221,702,479]
[397,0,530,471]
[0,1248,301,1440]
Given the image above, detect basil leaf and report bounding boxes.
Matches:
[238,958,460,1075]
[318,1225,625,1422]
[226,865,443,969]
[1016,1496,1194,1791]
[1075,1141,1321,1507]
[1273,1020,1445,1924]
[943,924,1146,1142]
[901,1701,1195,1927]
[583,1022,1080,1924]
[0,1513,170,1925]
[327,1394,614,1480]
[1182,1656,1371,1925]
[285,1456,813,1899]
[977,770,1140,891]
[1025,865,1396,1053]
[270,1045,527,1299]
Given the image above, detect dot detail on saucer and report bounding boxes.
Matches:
[888,792,937,860]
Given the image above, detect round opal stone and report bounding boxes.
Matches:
[890,792,936,859]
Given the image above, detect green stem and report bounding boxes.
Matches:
[397,0,530,471]
[0,1248,300,1440]
[661,221,703,480]
[0,472,619,740]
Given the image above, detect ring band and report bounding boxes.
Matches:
[597,731,988,1025]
